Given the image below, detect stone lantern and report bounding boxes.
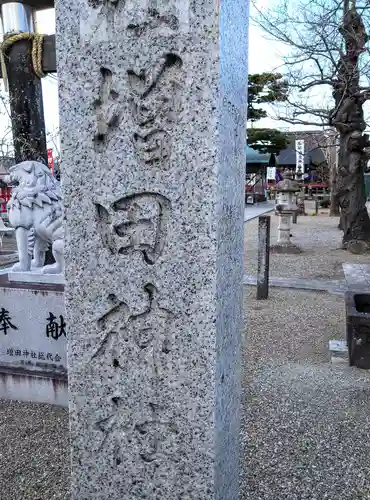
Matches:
[275,170,299,247]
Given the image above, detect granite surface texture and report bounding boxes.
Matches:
[56,0,249,498]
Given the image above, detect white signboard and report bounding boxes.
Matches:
[295,139,305,176]
[0,287,66,376]
[267,167,276,180]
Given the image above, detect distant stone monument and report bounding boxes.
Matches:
[274,171,301,253]
[6,160,64,282]
[57,0,249,498]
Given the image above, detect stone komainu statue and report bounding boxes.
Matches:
[6,160,64,274]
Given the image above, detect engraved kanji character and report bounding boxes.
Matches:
[87,0,119,9]
[14,349,21,356]
[92,294,129,364]
[22,350,29,357]
[127,53,183,170]
[38,352,45,360]
[46,313,66,340]
[93,67,121,146]
[93,283,174,379]
[46,353,53,361]
[6,348,13,356]
[54,354,61,362]
[127,8,179,37]
[30,351,37,359]
[95,192,171,264]
[0,308,17,335]
[96,399,177,466]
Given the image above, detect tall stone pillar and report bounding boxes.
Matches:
[56,1,249,498]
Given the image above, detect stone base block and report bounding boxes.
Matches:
[8,269,65,285]
[0,367,68,407]
[0,279,67,405]
[329,339,348,364]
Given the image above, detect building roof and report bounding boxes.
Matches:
[278,140,326,167]
[246,130,328,167]
[246,145,271,164]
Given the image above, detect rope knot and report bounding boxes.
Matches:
[0,32,45,91]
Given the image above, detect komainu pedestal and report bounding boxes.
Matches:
[56,0,249,498]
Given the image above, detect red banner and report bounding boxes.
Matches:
[47,148,54,175]
[0,187,11,213]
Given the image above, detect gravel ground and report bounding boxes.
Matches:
[0,401,69,500]
[241,287,370,500]
[245,201,370,280]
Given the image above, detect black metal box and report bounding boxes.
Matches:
[345,292,370,369]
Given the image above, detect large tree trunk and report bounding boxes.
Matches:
[330,3,370,252]
[336,130,370,253]
[329,161,340,216]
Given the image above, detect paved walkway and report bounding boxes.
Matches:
[244,201,274,222]
[244,274,346,295]
[343,263,370,290]
[244,263,370,296]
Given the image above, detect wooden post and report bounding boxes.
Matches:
[292,210,298,224]
[257,215,270,300]
[2,4,48,163]
[1,2,55,263]
[315,198,319,215]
